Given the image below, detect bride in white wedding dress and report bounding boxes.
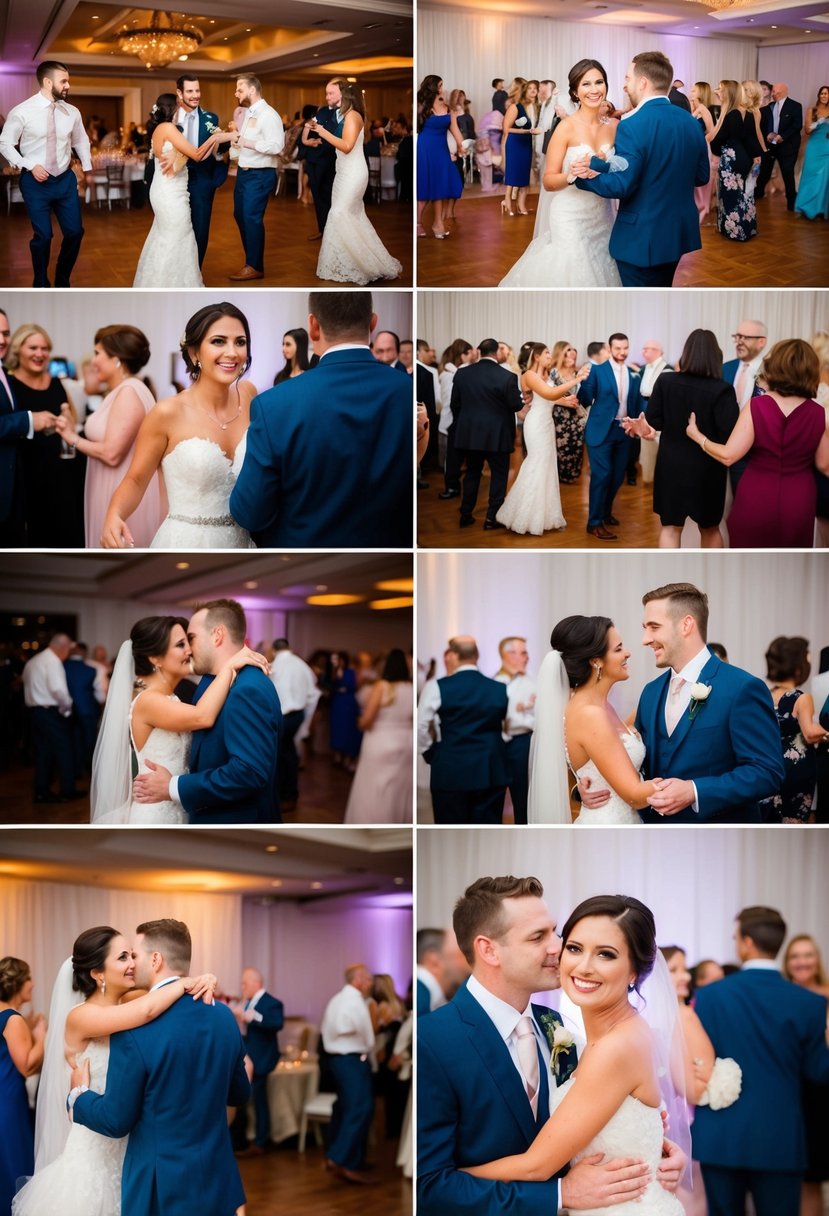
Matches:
[133,93,219,288]
[528,615,663,824]
[101,302,256,550]
[13,927,216,1215]
[464,895,690,1215]
[496,344,590,536]
[90,616,269,824]
[305,81,402,285]
[499,59,623,288]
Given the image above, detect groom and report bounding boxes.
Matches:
[572,51,709,287]
[133,599,282,823]
[418,875,684,1214]
[168,75,228,268]
[70,918,250,1216]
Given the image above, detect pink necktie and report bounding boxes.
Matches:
[515,1016,539,1104]
[734,362,750,405]
[665,675,686,735]
[45,102,60,176]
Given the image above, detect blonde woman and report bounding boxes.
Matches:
[709,80,763,241]
[690,82,716,223]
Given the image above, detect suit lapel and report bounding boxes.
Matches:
[189,675,214,768]
[641,672,671,772]
[455,986,538,1144]
[661,655,721,760]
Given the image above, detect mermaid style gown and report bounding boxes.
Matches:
[12,1039,126,1216]
[134,141,203,287]
[496,391,566,535]
[150,435,252,549]
[317,128,401,285]
[568,729,645,825]
[127,692,191,825]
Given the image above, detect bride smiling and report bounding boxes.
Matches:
[100,302,256,549]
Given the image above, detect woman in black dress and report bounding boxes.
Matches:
[709,79,764,241]
[625,329,738,547]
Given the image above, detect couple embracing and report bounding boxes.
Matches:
[529,582,785,824]
[500,51,710,288]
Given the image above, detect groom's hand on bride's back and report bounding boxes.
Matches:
[577,776,611,810]
[133,759,172,802]
[69,1056,90,1093]
[561,1154,649,1209]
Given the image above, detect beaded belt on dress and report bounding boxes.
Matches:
[168,513,235,527]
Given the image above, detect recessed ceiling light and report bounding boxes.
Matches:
[271,879,283,887]
[92,14,100,18]
[311,881,323,889]
[394,877,405,885]
[244,580,258,589]
[369,596,413,610]
[265,844,279,853]
[306,593,364,606]
[315,584,328,591]
[176,561,190,569]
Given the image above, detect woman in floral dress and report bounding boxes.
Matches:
[760,636,826,823]
[709,79,764,242]
[550,341,587,482]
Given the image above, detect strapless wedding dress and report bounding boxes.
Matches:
[549,1076,682,1215]
[499,144,621,287]
[569,729,645,825]
[12,1039,126,1216]
[134,140,203,287]
[496,390,565,535]
[317,129,402,285]
[151,435,253,549]
[127,692,190,825]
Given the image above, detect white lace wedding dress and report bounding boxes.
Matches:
[499,144,621,287]
[133,140,203,288]
[150,435,252,549]
[127,691,190,825]
[317,128,402,285]
[568,728,645,825]
[549,1075,682,1215]
[12,1039,126,1216]
[496,391,565,535]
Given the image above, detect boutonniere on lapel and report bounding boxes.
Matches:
[687,682,712,721]
[204,119,220,135]
[537,1011,576,1086]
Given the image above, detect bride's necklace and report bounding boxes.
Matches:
[191,388,243,432]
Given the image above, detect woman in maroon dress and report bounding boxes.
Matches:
[687,339,829,547]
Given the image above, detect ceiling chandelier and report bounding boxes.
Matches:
[687,0,757,9]
[117,11,203,70]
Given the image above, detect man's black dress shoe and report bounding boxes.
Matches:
[483,519,506,530]
[604,515,620,526]
[587,525,618,541]
[438,489,460,499]
[459,515,475,528]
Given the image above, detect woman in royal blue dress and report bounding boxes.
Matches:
[501,78,539,216]
[416,75,464,240]
[0,958,45,1216]
[795,86,829,220]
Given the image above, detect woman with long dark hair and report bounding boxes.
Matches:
[273,328,310,385]
[416,75,464,239]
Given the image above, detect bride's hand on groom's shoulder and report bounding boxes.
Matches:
[225,646,270,677]
[183,974,218,1005]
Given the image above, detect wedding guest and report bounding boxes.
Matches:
[269,637,319,813]
[693,959,725,989]
[783,930,829,1216]
[416,75,463,239]
[549,341,587,483]
[7,324,85,547]
[373,330,408,373]
[0,957,46,1216]
[233,968,284,1157]
[391,118,412,201]
[759,637,825,823]
[22,633,80,804]
[370,974,408,1137]
[708,642,729,662]
[709,79,764,242]
[496,341,521,375]
[437,338,474,489]
[416,343,440,478]
[493,637,535,825]
[320,964,376,1184]
[812,645,829,820]
[812,332,829,548]
[272,328,309,385]
[400,339,414,372]
[690,83,716,222]
[228,75,285,281]
[795,86,829,220]
[344,648,413,824]
[669,80,692,112]
[55,324,162,548]
[756,82,803,211]
[447,90,471,214]
[722,319,768,492]
[630,339,673,484]
[64,641,100,777]
[416,929,449,1015]
[587,341,609,365]
[0,62,93,288]
[329,651,361,772]
[501,78,537,217]
[491,78,508,115]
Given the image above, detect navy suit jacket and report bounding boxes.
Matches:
[64,657,98,718]
[74,997,249,1216]
[693,968,829,1171]
[229,348,412,548]
[416,978,432,1017]
[179,667,282,824]
[245,991,284,1076]
[187,108,229,193]
[577,360,642,447]
[305,105,342,168]
[577,97,709,266]
[417,983,566,1216]
[635,654,784,823]
[425,669,508,791]
[0,372,26,524]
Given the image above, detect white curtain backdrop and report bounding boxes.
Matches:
[757,45,829,119]
[418,290,827,366]
[419,11,757,120]
[417,827,829,976]
[417,551,829,719]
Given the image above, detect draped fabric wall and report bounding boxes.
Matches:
[418,290,826,366]
[417,828,829,976]
[757,45,829,118]
[418,10,757,119]
[417,551,829,719]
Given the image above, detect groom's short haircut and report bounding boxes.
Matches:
[642,582,709,640]
[193,598,247,646]
[309,291,373,340]
[136,919,192,971]
[736,906,786,958]
[448,635,478,664]
[454,876,544,964]
[478,338,499,358]
[417,927,446,963]
[36,61,69,85]
[631,52,673,94]
[608,332,628,346]
[176,73,198,92]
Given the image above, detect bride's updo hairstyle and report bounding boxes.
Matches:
[569,59,608,105]
[180,302,252,381]
[130,615,189,677]
[72,926,121,998]
[550,614,613,688]
[561,894,657,995]
[147,92,177,140]
[518,342,547,374]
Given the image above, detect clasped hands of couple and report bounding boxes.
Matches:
[621,412,709,449]
[155,124,243,178]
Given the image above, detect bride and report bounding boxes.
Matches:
[133,93,219,288]
[12,926,216,1215]
[496,343,590,535]
[101,302,256,549]
[304,81,402,285]
[499,60,622,287]
[90,615,268,824]
[528,615,662,824]
[463,894,689,1216]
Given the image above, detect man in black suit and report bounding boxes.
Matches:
[305,78,344,241]
[64,642,101,777]
[0,306,54,546]
[669,80,691,112]
[451,338,525,530]
[756,83,803,210]
[416,339,440,474]
[373,330,409,374]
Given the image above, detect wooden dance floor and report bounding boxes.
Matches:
[0,185,413,289]
[416,186,829,287]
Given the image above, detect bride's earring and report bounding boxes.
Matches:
[594,663,603,683]
[628,981,635,993]
[114,358,121,369]
[192,359,201,381]
[100,978,106,995]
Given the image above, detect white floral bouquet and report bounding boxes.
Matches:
[697,1056,742,1110]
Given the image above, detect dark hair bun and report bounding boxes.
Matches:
[550,615,613,688]
[72,926,120,998]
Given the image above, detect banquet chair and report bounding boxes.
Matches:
[366,156,382,204]
[105,164,130,209]
[6,176,25,213]
[298,1090,337,1152]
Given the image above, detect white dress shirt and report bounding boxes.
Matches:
[417,664,480,753]
[729,353,765,408]
[494,671,536,740]
[416,966,447,1012]
[240,987,267,1026]
[237,101,285,167]
[23,648,73,713]
[612,360,630,419]
[320,983,375,1055]
[0,93,92,174]
[271,650,319,716]
[665,645,711,814]
[639,358,672,399]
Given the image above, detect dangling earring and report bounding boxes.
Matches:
[100,978,106,995]
[594,663,603,683]
[114,358,121,369]
[628,981,635,993]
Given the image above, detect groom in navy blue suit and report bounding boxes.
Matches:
[174,76,228,268]
[71,918,250,1216]
[573,51,709,287]
[577,333,642,540]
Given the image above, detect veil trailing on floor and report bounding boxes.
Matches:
[527,650,571,824]
[35,958,84,1170]
[89,639,135,824]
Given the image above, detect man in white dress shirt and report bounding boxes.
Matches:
[0,62,93,288]
[270,638,320,813]
[320,964,376,1183]
[229,75,285,281]
[493,637,536,825]
[629,339,673,485]
[22,632,79,804]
